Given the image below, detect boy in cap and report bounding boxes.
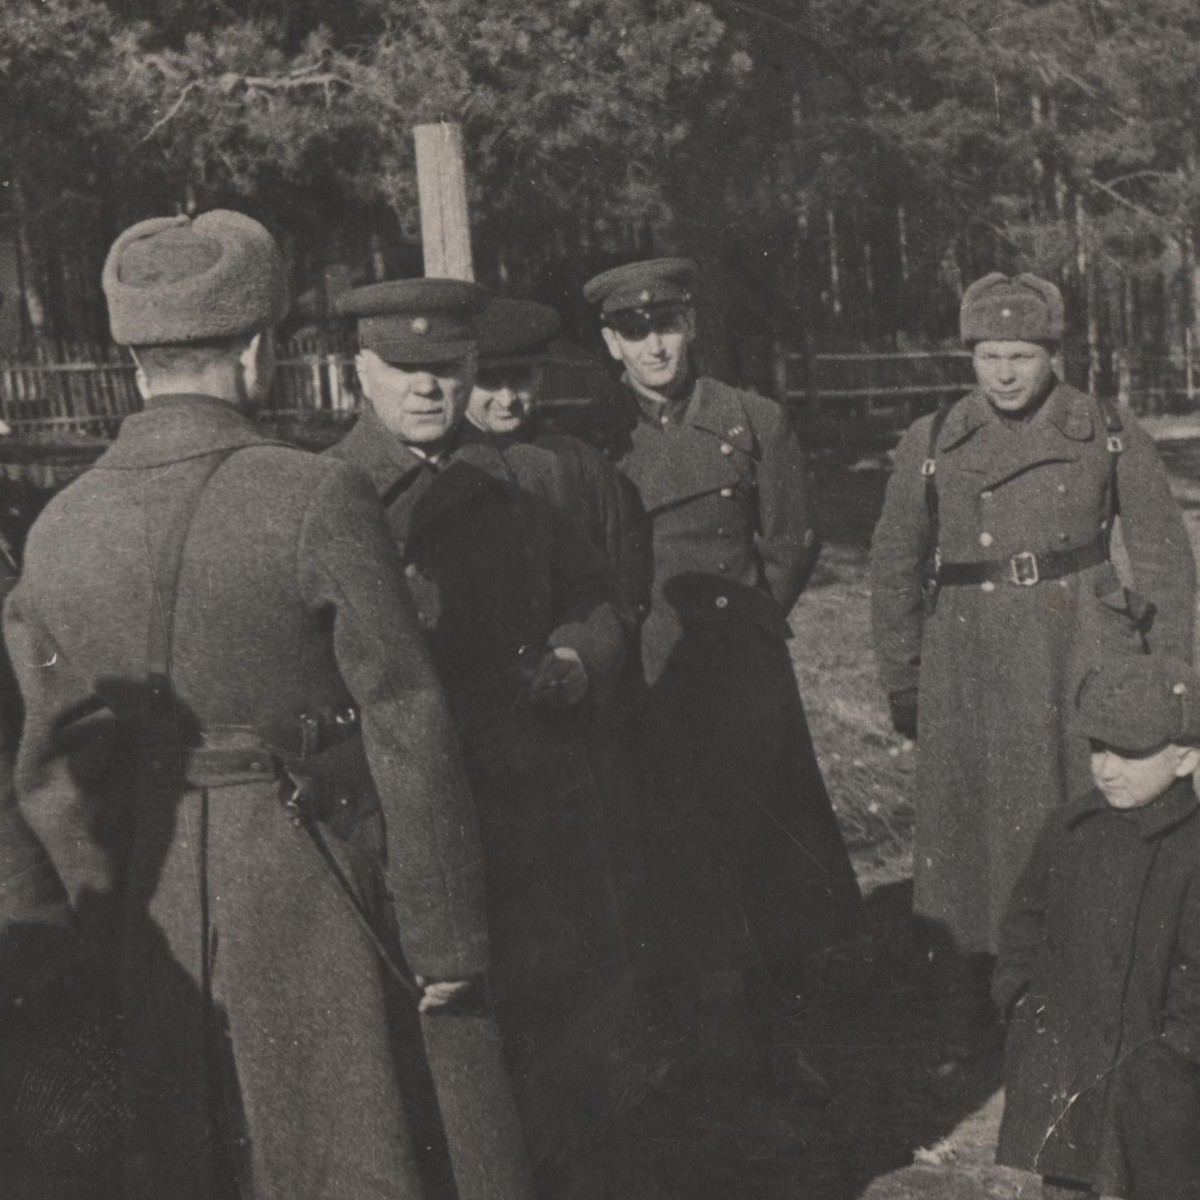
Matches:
[330,279,632,1198]
[869,271,1194,1057]
[581,257,862,1097]
[4,212,490,1200]
[994,653,1200,1200]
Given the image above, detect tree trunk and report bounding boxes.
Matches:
[11,176,48,339]
[1075,197,1099,394]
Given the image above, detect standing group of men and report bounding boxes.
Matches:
[0,211,864,1199]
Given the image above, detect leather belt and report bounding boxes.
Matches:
[937,536,1107,588]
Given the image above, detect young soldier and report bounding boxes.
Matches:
[4,213,489,1200]
[870,272,1194,1054]
[995,653,1200,1200]
[580,258,863,1095]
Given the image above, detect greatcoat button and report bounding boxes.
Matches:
[404,563,419,578]
[719,443,734,456]
[981,490,993,500]
[1057,484,1068,494]
[720,487,734,498]
[714,595,729,609]
[979,532,994,548]
[981,581,996,594]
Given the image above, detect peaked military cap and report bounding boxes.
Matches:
[960,272,1065,345]
[338,278,488,364]
[103,210,288,346]
[477,298,562,366]
[1075,653,1200,751]
[583,257,699,320]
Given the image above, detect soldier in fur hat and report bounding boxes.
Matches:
[870,271,1195,1057]
[3,211,490,1200]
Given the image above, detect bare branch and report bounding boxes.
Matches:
[138,80,202,144]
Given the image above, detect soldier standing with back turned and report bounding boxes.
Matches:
[4,212,490,1200]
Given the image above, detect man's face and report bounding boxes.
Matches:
[601,305,694,393]
[467,364,541,435]
[356,348,475,444]
[972,340,1054,414]
[1089,740,1197,810]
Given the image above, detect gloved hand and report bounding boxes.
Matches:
[888,687,919,740]
[528,647,589,708]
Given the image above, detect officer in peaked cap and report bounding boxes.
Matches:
[580,257,864,1099]
[870,270,1195,1056]
[4,216,492,1198]
[330,282,632,1198]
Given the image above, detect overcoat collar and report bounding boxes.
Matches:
[335,404,516,525]
[937,381,1096,489]
[616,375,754,513]
[1066,777,1199,841]
[334,403,428,497]
[96,394,285,469]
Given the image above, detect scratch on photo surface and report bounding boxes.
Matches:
[1034,1032,1160,1164]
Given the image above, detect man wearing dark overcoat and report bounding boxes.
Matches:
[3,212,490,1200]
[870,273,1195,1009]
[464,297,650,614]
[329,279,631,1198]
[580,258,863,1092]
[462,297,650,904]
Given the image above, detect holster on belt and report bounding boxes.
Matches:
[266,707,380,843]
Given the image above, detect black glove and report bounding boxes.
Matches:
[888,688,919,740]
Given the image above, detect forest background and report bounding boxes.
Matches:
[4,0,1200,394]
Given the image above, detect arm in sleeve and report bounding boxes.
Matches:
[298,464,488,981]
[1162,868,1200,1064]
[869,417,937,696]
[4,583,123,923]
[755,400,821,615]
[992,819,1057,1017]
[1116,418,1196,661]
[544,497,630,701]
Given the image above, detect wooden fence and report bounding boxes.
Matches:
[775,348,1200,431]
[4,343,1200,450]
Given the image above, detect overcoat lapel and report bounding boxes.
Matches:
[622,379,755,514]
[939,384,1094,490]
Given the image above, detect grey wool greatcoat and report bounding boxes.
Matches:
[871,382,1195,955]
[329,407,630,1190]
[590,375,864,980]
[994,780,1200,1196]
[3,395,488,1200]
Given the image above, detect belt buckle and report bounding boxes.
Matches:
[1009,551,1040,586]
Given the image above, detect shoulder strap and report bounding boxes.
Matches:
[145,449,241,703]
[922,400,953,533]
[1094,394,1124,548]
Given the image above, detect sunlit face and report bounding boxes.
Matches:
[467,364,541,435]
[1089,739,1199,810]
[601,305,694,393]
[356,348,475,445]
[972,340,1055,414]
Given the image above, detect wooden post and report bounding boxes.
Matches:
[413,123,475,281]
